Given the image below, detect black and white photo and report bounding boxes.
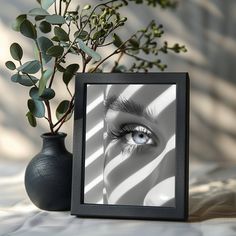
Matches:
[71,73,189,221]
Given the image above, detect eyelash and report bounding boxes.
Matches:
[107,124,155,153]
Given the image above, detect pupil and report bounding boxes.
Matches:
[132,131,148,144]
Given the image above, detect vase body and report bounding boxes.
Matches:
[24,133,72,211]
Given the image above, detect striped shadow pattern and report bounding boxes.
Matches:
[84,84,176,206]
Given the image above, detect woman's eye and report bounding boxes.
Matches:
[125,131,150,145]
[124,126,155,146]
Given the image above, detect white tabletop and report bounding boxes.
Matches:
[1,160,236,236]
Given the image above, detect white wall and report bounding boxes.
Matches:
[1,0,236,164]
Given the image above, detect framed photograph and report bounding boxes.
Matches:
[71,73,189,221]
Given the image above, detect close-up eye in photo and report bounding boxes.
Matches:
[83,82,177,207]
[107,123,158,152]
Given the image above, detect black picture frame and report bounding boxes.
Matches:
[71,73,189,221]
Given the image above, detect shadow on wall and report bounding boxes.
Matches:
[1,0,236,163]
[150,0,236,164]
[0,1,73,161]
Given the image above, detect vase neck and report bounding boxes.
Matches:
[41,133,69,155]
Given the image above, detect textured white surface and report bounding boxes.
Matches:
[1,161,236,236]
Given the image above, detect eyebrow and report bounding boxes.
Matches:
[104,95,154,122]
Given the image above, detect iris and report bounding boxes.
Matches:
[132,131,149,144]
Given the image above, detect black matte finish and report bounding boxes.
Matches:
[71,73,189,221]
[25,133,72,211]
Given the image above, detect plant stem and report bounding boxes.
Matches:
[110,51,124,72]
[35,40,44,75]
[53,95,75,130]
[54,103,74,133]
[63,0,71,17]
[91,33,136,72]
[124,51,155,64]
[97,41,114,47]
[59,0,62,15]
[44,100,55,133]
[91,49,120,72]
[137,20,154,41]
[82,56,88,73]
[66,85,73,98]
[49,58,57,88]
[54,0,58,14]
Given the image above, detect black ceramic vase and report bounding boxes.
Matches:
[24,132,72,211]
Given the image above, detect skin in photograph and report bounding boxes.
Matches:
[103,84,176,206]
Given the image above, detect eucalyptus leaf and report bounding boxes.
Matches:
[56,100,70,120]
[92,30,105,40]
[74,30,88,41]
[66,64,80,74]
[12,15,27,32]
[41,0,56,10]
[63,64,79,85]
[30,87,55,100]
[28,8,49,16]
[20,19,37,39]
[38,68,53,96]
[113,33,123,48]
[28,99,45,118]
[129,39,139,49]
[37,36,53,63]
[40,88,55,100]
[26,111,37,127]
[56,64,66,72]
[17,60,41,74]
[18,75,39,86]
[11,74,21,83]
[45,15,66,25]
[30,87,42,100]
[5,61,16,70]
[51,36,60,42]
[46,45,64,58]
[39,21,51,33]
[10,43,23,61]
[77,39,101,62]
[54,26,69,41]
[35,15,46,21]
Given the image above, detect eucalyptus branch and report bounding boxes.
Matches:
[124,51,156,64]
[97,41,114,47]
[66,85,73,98]
[110,51,124,72]
[63,0,72,17]
[90,49,120,72]
[54,0,58,14]
[24,73,38,89]
[53,95,75,129]
[49,59,58,88]
[137,20,154,41]
[57,0,120,64]
[91,33,137,72]
[79,0,120,34]
[59,0,63,15]
[54,103,74,133]
[6,0,187,133]
[44,100,54,133]
[35,40,44,75]
[82,56,88,72]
